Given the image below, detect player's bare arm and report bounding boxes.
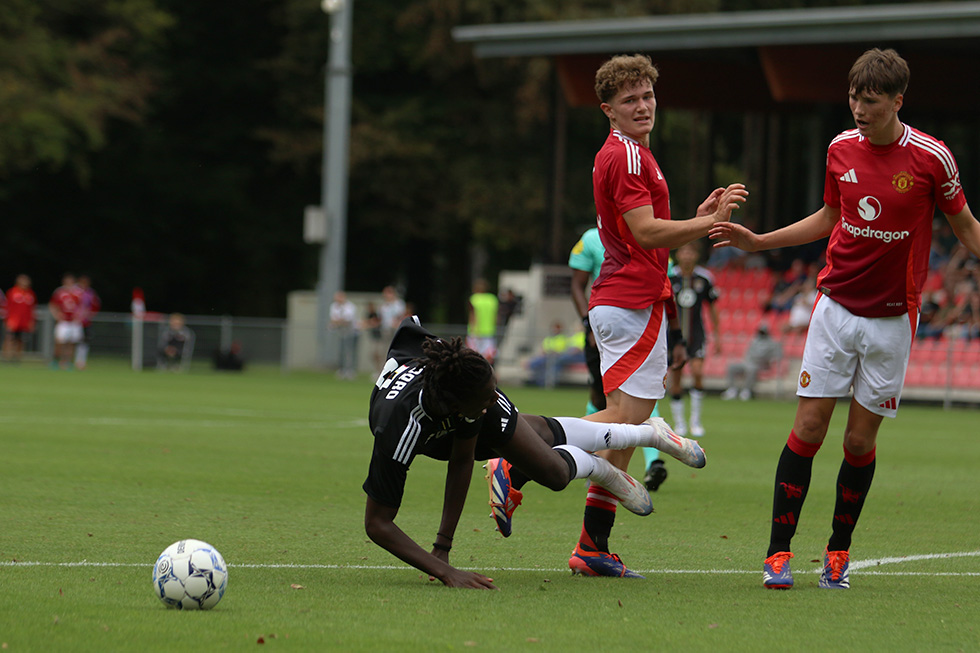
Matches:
[709,204,840,252]
[364,496,497,589]
[433,436,477,562]
[945,205,980,259]
[624,183,748,250]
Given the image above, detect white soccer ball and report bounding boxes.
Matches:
[152,539,228,610]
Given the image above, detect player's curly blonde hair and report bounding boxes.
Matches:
[594,54,659,104]
[848,48,909,97]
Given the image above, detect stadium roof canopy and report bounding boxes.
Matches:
[452,2,980,111]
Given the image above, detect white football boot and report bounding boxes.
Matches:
[643,417,706,468]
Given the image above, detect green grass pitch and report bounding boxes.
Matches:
[1,360,979,651]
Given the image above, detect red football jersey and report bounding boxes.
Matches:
[590,129,672,310]
[819,124,967,318]
[5,286,37,331]
[50,285,84,322]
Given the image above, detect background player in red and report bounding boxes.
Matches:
[710,48,980,590]
[571,54,747,577]
[49,273,84,369]
[74,274,102,370]
[3,274,37,363]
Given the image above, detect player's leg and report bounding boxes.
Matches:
[764,396,836,589]
[667,366,687,436]
[572,304,670,576]
[486,415,653,537]
[583,337,605,415]
[819,398,882,589]
[75,327,91,370]
[570,391,655,575]
[821,311,908,588]
[493,418,651,507]
[688,357,706,437]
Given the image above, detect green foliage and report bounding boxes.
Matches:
[2,363,980,651]
[0,0,173,179]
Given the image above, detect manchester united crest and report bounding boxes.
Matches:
[799,371,811,388]
[892,171,914,194]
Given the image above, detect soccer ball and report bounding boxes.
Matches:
[152,539,228,610]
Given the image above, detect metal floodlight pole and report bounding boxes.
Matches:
[315,0,353,368]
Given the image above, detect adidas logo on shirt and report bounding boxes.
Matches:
[839,168,858,183]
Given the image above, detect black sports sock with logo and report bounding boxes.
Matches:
[827,454,876,552]
[768,431,820,557]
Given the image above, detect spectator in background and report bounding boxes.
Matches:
[131,288,146,319]
[157,313,195,371]
[3,274,37,363]
[527,322,585,387]
[378,285,406,350]
[49,273,83,370]
[467,279,499,365]
[362,301,384,371]
[720,323,784,401]
[74,275,101,370]
[213,341,245,371]
[783,272,818,335]
[497,288,520,341]
[329,290,360,380]
[765,258,810,313]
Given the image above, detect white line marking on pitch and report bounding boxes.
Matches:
[847,550,980,571]
[4,551,980,577]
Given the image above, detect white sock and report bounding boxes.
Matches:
[671,398,685,424]
[689,388,704,424]
[553,416,654,451]
[75,343,89,367]
[554,444,597,479]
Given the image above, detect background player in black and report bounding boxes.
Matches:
[667,241,721,438]
[363,317,700,588]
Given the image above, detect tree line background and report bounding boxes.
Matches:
[0,0,954,322]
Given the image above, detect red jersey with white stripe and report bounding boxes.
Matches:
[590,129,672,310]
[5,286,37,331]
[820,124,967,318]
[50,285,84,322]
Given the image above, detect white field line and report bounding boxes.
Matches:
[4,551,980,577]
[0,415,368,429]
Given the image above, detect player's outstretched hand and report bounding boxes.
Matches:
[696,187,724,217]
[709,184,748,223]
[709,221,761,251]
[442,568,498,590]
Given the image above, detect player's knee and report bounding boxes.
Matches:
[537,462,569,491]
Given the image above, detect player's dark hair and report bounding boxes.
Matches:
[419,336,494,410]
[849,48,909,97]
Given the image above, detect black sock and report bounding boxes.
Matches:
[768,441,816,557]
[827,457,875,552]
[582,505,615,552]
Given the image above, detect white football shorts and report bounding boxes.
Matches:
[54,321,84,345]
[589,303,668,400]
[797,294,916,418]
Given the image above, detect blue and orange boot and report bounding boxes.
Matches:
[485,458,522,538]
[568,541,644,579]
[763,551,794,589]
[819,548,850,589]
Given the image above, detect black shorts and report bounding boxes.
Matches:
[585,338,603,399]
